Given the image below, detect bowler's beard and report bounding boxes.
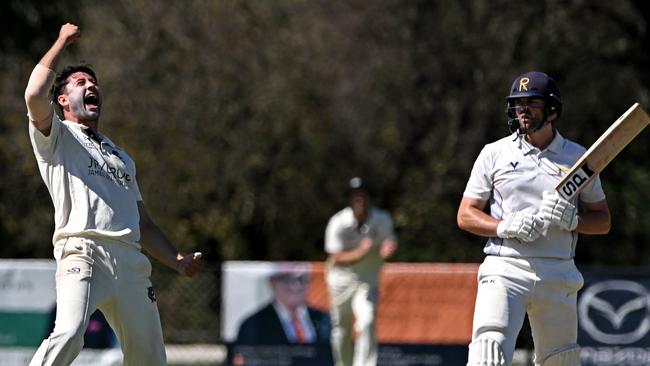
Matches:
[69,98,100,121]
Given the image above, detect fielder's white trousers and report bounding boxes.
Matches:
[469,256,584,366]
[327,268,379,366]
[30,237,167,366]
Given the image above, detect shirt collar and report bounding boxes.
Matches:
[345,206,375,225]
[64,120,116,149]
[82,126,104,143]
[512,130,565,155]
[273,300,308,322]
[545,130,565,154]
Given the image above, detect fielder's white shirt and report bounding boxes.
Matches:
[325,207,396,280]
[463,131,606,259]
[29,113,143,250]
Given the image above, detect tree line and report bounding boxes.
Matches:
[1,0,649,267]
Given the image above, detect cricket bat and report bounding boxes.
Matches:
[556,102,650,201]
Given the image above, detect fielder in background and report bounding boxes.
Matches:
[25,23,203,365]
[325,177,398,366]
[457,71,611,366]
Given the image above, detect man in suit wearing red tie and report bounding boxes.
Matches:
[235,263,332,345]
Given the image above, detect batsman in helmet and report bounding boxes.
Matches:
[457,72,611,366]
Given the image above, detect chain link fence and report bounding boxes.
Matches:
[151,263,225,365]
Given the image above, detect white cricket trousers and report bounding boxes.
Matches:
[327,269,379,366]
[30,237,167,366]
[470,256,584,366]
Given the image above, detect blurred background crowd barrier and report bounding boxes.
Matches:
[2,260,650,365]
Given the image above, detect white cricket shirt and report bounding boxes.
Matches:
[463,131,606,259]
[325,207,396,279]
[29,113,143,249]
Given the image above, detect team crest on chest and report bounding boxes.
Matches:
[504,161,525,175]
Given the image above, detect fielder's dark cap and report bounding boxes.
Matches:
[346,177,367,196]
[349,177,364,190]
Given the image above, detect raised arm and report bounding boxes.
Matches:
[25,23,80,134]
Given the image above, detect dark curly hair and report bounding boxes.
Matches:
[50,63,98,115]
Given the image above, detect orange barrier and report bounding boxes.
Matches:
[307,262,479,344]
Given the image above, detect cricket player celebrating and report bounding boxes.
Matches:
[457,71,611,366]
[25,23,203,365]
[325,177,397,366]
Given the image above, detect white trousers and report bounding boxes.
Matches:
[30,237,167,366]
[470,256,584,366]
[327,269,379,366]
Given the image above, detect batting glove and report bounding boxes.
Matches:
[496,211,545,243]
[539,190,578,231]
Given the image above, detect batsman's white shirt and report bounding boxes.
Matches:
[325,207,395,282]
[29,113,142,251]
[463,132,606,259]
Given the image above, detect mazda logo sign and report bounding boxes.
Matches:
[579,280,650,344]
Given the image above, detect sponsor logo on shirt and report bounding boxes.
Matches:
[87,157,132,187]
[504,161,525,175]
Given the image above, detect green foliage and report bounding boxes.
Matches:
[1,0,650,268]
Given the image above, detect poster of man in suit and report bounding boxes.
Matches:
[223,262,333,366]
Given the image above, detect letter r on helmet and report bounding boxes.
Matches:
[518,77,530,91]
